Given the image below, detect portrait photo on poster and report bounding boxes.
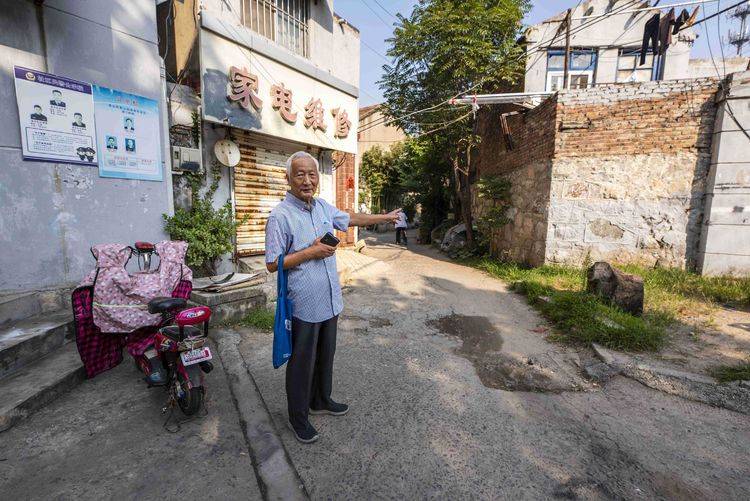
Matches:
[13,66,98,165]
[92,84,162,181]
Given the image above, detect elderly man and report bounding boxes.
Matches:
[265,151,400,444]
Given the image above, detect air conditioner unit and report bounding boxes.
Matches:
[171,146,202,173]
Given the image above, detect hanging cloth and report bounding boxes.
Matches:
[658,8,675,55]
[673,7,700,34]
[640,13,660,65]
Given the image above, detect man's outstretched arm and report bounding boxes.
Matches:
[348,208,401,227]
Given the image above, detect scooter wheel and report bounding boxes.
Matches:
[177,385,204,416]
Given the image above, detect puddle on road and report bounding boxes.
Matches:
[427,314,571,393]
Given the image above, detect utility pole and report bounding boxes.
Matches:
[729,1,750,55]
[563,8,572,90]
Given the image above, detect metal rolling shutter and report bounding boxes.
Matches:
[232,131,318,257]
[233,133,291,256]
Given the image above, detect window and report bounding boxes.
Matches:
[242,0,309,58]
[545,49,597,91]
[617,48,656,83]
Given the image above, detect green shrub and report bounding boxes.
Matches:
[163,159,245,276]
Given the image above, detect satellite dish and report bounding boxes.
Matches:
[214,139,240,167]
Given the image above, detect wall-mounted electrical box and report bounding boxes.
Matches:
[171,146,202,173]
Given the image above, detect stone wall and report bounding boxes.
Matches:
[473,98,557,266]
[548,78,719,269]
[474,77,721,269]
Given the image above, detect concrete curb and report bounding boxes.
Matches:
[213,328,308,500]
[592,343,750,415]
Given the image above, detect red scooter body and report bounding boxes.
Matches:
[152,305,213,415]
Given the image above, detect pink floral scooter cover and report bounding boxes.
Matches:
[80,241,193,333]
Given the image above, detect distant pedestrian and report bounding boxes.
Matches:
[395,211,408,245]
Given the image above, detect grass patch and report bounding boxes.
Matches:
[468,259,750,352]
[711,362,750,383]
[235,308,275,331]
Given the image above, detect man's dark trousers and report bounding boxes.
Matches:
[287,315,338,430]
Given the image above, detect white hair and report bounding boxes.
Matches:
[286,151,319,178]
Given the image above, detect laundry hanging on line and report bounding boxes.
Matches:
[639,6,699,66]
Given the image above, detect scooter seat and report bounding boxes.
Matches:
[148,297,187,314]
[161,325,202,340]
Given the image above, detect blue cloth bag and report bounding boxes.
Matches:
[273,254,293,369]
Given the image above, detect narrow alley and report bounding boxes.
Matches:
[238,231,750,499]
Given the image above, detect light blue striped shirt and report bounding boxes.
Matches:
[265,192,351,323]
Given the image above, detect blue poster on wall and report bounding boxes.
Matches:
[92,85,162,181]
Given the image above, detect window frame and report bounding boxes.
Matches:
[616,47,657,83]
[241,0,310,59]
[545,48,598,91]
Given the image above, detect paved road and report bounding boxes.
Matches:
[1,341,262,500]
[239,230,750,500]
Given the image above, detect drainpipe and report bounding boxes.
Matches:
[160,59,175,217]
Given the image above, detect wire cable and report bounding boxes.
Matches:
[701,1,750,141]
[372,0,399,20]
[362,0,394,29]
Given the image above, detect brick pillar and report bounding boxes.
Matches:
[335,152,356,246]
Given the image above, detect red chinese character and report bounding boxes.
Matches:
[270,83,297,124]
[303,98,327,132]
[228,66,263,111]
[331,107,351,138]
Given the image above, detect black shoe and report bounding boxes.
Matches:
[309,401,349,416]
[287,420,319,444]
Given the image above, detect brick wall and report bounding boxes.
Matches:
[473,98,558,266]
[335,152,356,246]
[474,77,721,269]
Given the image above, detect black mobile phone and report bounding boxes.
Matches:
[321,232,340,247]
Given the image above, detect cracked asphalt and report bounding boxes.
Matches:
[239,230,750,500]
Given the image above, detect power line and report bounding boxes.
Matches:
[361,38,391,62]
[364,0,642,133]
[571,0,719,20]
[701,1,750,141]
[362,0,394,29]
[372,0,399,20]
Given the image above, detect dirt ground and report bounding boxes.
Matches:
[653,305,750,376]
[237,229,750,500]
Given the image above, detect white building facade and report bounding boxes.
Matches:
[523,0,697,92]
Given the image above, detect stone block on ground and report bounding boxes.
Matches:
[586,261,644,315]
[440,223,468,255]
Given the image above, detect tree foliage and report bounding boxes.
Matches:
[377,0,529,242]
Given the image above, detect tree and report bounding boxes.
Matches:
[380,0,529,245]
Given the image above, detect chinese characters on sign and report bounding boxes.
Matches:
[331,107,351,139]
[228,66,263,111]
[304,98,327,132]
[226,67,350,138]
[270,83,297,124]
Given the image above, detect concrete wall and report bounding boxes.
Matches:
[201,0,359,89]
[688,57,750,79]
[0,0,171,292]
[357,107,407,158]
[698,71,750,276]
[524,0,695,92]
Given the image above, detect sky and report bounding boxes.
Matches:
[332,0,749,106]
